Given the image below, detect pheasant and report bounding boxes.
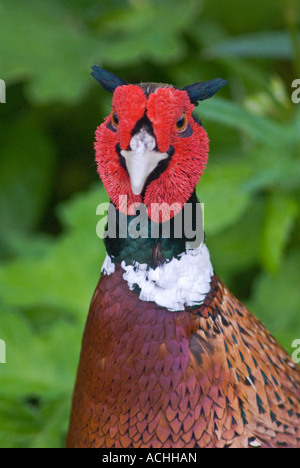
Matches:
[66,66,300,448]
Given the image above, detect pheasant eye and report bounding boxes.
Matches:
[176,113,187,132]
[111,111,119,128]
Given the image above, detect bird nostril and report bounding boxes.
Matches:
[129,129,156,153]
[146,135,156,151]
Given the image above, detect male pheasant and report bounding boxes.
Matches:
[66,67,300,448]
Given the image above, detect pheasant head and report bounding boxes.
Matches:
[93,66,226,222]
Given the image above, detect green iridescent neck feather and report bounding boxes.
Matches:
[104,191,204,267]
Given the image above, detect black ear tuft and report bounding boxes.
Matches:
[91,65,127,93]
[183,78,227,104]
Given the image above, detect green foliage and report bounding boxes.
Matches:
[250,251,300,352]
[206,31,300,59]
[0,114,55,240]
[0,0,198,103]
[260,192,298,273]
[0,0,300,448]
[0,186,107,315]
[197,157,253,234]
[0,187,107,447]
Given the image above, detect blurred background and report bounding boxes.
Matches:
[0,0,300,448]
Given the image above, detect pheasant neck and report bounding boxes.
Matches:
[101,190,214,312]
[104,190,203,266]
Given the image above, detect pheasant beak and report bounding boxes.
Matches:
[120,128,169,196]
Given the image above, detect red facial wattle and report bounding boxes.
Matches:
[95,85,209,222]
[94,85,146,212]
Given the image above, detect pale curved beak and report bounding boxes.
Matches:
[121,128,169,195]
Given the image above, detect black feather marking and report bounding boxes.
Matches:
[91,65,127,92]
[274,391,281,402]
[238,397,248,425]
[277,441,288,447]
[252,356,259,368]
[256,394,266,415]
[182,78,227,104]
[271,375,279,387]
[260,370,269,384]
[227,358,232,369]
[231,332,238,345]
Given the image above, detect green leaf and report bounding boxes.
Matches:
[197,157,253,234]
[0,0,102,103]
[0,306,79,447]
[197,98,291,148]
[0,0,199,103]
[94,0,199,66]
[0,184,109,447]
[0,394,70,448]
[201,0,283,37]
[249,251,300,352]
[205,31,298,59]
[207,199,263,284]
[0,308,78,396]
[0,114,55,238]
[260,192,298,273]
[241,145,299,192]
[0,184,108,317]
